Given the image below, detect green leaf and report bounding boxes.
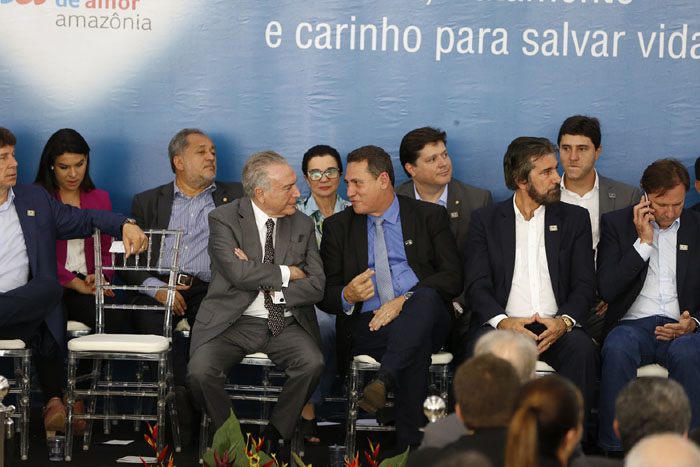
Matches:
[292,452,311,467]
[377,447,410,467]
[202,409,248,467]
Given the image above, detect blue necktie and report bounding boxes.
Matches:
[374,217,394,305]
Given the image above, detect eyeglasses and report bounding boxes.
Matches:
[307,168,340,181]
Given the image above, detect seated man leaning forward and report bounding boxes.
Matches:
[597,158,700,453]
[319,145,463,450]
[187,151,324,453]
[464,137,599,432]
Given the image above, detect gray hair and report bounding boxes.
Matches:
[616,377,691,452]
[474,330,538,382]
[167,128,207,173]
[625,433,700,467]
[242,150,288,198]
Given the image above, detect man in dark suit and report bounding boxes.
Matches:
[557,115,641,341]
[465,137,598,432]
[407,354,521,467]
[0,127,146,433]
[319,145,463,449]
[187,151,324,453]
[395,126,493,363]
[597,159,700,453]
[692,155,700,213]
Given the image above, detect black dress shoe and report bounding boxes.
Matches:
[261,423,283,459]
[358,370,393,414]
[174,386,198,447]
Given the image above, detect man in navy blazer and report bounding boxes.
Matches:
[465,137,598,433]
[0,127,146,432]
[597,159,700,453]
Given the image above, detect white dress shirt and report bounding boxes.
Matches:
[242,201,291,319]
[624,218,681,321]
[0,188,30,293]
[65,239,88,276]
[488,197,559,329]
[560,170,601,251]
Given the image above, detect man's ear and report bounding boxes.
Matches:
[613,419,621,439]
[455,403,464,424]
[253,186,265,203]
[173,154,185,172]
[404,163,417,178]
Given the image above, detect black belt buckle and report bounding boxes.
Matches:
[176,273,194,287]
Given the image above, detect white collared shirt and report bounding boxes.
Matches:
[560,171,601,252]
[0,188,30,293]
[414,183,449,208]
[242,201,291,319]
[489,197,559,328]
[625,218,681,321]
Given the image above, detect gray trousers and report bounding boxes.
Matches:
[187,316,324,438]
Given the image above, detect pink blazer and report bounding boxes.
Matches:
[55,188,114,284]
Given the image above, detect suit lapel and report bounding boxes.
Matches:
[599,176,616,214]
[499,200,516,295]
[676,212,691,300]
[213,184,232,207]
[275,214,291,266]
[239,198,264,262]
[544,203,561,302]
[350,210,369,275]
[13,191,39,275]
[157,184,175,228]
[398,197,417,267]
[446,179,463,240]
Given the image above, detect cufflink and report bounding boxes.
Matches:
[680,244,689,251]
[549,225,558,232]
[27,210,35,217]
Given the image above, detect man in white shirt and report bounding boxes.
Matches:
[557,115,640,341]
[465,136,598,435]
[597,159,700,453]
[187,151,324,456]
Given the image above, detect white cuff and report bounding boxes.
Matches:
[487,314,508,329]
[272,291,286,305]
[633,238,653,262]
[280,265,290,287]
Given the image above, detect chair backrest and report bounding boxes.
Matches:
[93,228,184,338]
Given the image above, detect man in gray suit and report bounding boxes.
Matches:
[395,126,493,364]
[557,115,641,342]
[187,151,324,451]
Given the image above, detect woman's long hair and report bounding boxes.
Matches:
[34,128,95,195]
[505,375,583,467]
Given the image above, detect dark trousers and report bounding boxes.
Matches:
[130,284,208,386]
[469,322,599,438]
[351,288,452,450]
[0,277,65,403]
[187,316,324,438]
[599,315,700,451]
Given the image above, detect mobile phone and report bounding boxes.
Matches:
[642,191,649,202]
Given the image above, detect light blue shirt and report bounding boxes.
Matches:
[0,188,30,292]
[296,193,351,246]
[342,195,419,313]
[413,183,449,208]
[141,181,217,295]
[626,218,681,321]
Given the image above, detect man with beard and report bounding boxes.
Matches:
[464,137,599,431]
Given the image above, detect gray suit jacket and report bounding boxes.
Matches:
[190,197,324,354]
[395,178,493,253]
[598,174,641,215]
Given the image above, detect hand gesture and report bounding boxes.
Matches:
[633,197,654,245]
[534,313,567,354]
[369,295,406,331]
[655,311,696,341]
[122,223,148,259]
[343,268,376,304]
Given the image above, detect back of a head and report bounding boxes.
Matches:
[474,330,538,382]
[505,375,583,467]
[454,354,521,429]
[625,433,700,467]
[435,450,493,467]
[615,377,691,452]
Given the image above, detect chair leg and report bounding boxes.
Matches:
[156,358,167,453]
[103,360,112,435]
[84,359,99,451]
[198,413,210,464]
[19,354,30,461]
[291,418,304,459]
[134,362,144,432]
[165,357,182,453]
[345,363,360,458]
[65,354,78,461]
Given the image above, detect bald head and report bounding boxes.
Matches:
[625,433,700,467]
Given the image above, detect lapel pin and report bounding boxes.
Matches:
[549,225,558,232]
[223,197,228,202]
[404,239,413,246]
[455,200,460,205]
[450,212,459,218]
[680,244,689,251]
[608,193,616,199]
[27,210,35,217]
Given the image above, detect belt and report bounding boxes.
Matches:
[158,273,208,287]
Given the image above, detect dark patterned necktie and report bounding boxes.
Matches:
[263,218,285,336]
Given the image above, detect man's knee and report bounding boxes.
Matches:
[668,336,700,367]
[602,326,640,359]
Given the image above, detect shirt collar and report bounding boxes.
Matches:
[302,193,347,215]
[368,194,400,225]
[414,183,449,208]
[652,216,681,233]
[560,170,599,199]
[173,180,216,199]
[512,194,545,222]
[251,198,277,232]
[0,188,15,212]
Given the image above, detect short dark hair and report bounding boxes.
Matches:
[168,128,207,173]
[0,127,17,147]
[301,145,343,175]
[503,137,557,191]
[694,156,700,181]
[346,145,395,186]
[557,115,602,149]
[399,127,447,177]
[615,377,691,452]
[640,158,690,196]
[34,128,95,195]
[454,354,520,429]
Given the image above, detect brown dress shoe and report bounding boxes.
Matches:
[43,397,66,435]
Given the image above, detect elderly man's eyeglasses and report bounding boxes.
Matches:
[307,168,340,181]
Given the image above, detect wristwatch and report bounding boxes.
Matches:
[560,315,574,333]
[122,217,137,228]
[404,291,414,301]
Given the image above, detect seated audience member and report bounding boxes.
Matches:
[557,115,641,342]
[295,144,351,443]
[693,155,700,213]
[420,330,537,449]
[505,375,583,467]
[395,127,493,365]
[33,128,123,434]
[435,450,493,467]
[319,145,463,450]
[597,159,700,453]
[465,137,598,432]
[187,151,324,458]
[408,354,521,467]
[0,127,146,436]
[625,433,700,467]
